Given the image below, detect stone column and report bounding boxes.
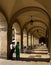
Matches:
[28,34,31,46]
[32,35,34,47]
[33,36,34,47]
[46,29,48,48]
[48,21,51,59]
[7,24,12,59]
[30,35,32,49]
[27,33,28,47]
[15,29,17,45]
[21,29,23,52]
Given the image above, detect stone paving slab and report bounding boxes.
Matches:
[31,50,48,54]
[0,58,50,65]
[13,53,50,62]
[20,53,50,59]
[32,49,48,51]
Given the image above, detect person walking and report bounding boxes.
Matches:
[16,42,20,60]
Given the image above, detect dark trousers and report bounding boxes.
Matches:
[10,49,14,60]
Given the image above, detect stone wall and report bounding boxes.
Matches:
[0,31,7,58]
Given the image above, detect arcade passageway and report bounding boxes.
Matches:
[0,0,51,62]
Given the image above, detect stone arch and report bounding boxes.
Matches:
[11,6,50,32]
[12,22,21,51]
[12,6,50,21]
[31,30,45,37]
[23,20,48,32]
[7,18,22,59]
[27,26,46,33]
[11,6,51,57]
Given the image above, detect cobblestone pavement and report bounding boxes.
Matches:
[0,58,50,65]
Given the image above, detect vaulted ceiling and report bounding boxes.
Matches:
[0,0,51,38]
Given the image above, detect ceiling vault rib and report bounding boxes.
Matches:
[23,19,48,30]
[27,26,46,33]
[12,6,50,22]
[11,7,50,33]
[31,29,45,35]
[0,6,8,23]
[32,30,46,37]
[10,18,22,29]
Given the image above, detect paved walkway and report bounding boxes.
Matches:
[0,58,50,65]
[18,44,50,61]
[0,44,51,65]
